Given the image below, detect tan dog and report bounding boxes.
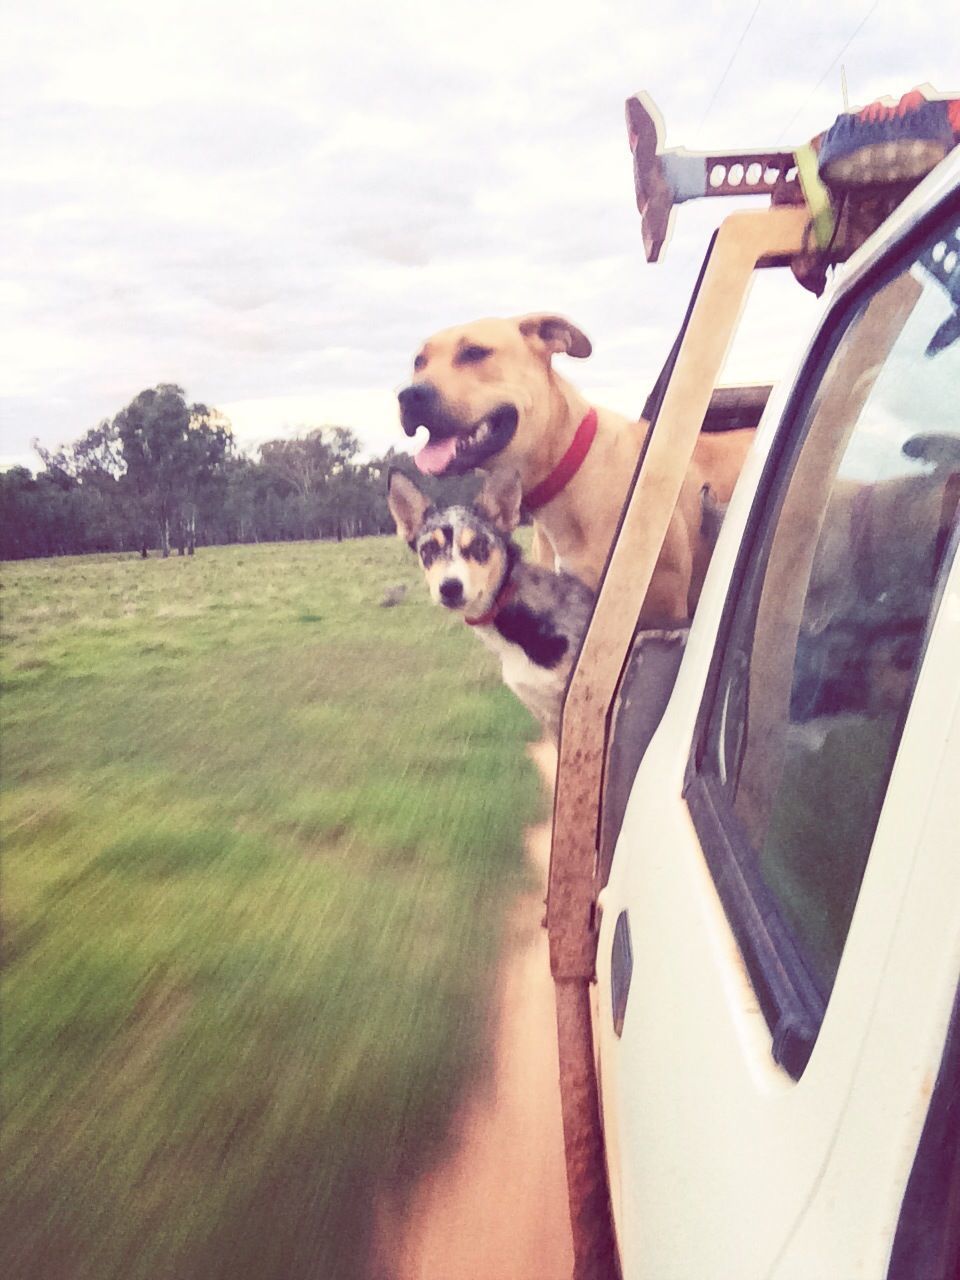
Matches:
[398,313,754,623]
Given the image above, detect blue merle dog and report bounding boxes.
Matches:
[387,468,594,741]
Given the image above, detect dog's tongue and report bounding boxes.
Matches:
[415,435,458,476]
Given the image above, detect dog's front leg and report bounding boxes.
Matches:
[639,517,694,627]
[638,572,691,628]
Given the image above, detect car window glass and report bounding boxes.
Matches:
[705,214,960,999]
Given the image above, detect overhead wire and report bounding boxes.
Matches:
[698,0,764,128]
[777,0,883,141]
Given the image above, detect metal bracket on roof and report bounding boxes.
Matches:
[626,91,805,262]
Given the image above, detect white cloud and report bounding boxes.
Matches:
[221,388,402,459]
[2,0,957,469]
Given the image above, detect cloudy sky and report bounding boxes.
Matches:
[2,0,956,470]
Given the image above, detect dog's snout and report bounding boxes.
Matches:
[439,578,464,607]
[398,383,439,436]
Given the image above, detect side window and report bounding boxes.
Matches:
[694,211,960,1066]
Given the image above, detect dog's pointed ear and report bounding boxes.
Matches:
[474,469,523,534]
[517,314,592,359]
[387,469,432,544]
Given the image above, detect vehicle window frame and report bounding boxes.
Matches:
[683,187,960,1080]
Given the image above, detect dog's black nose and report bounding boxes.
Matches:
[398,383,439,436]
[439,578,464,607]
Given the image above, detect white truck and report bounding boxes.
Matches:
[547,93,960,1280]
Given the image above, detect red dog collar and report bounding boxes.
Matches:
[464,575,519,627]
[523,407,598,512]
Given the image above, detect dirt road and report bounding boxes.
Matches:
[383,743,573,1280]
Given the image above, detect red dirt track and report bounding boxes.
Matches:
[384,743,573,1279]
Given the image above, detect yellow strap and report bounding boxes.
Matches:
[795,143,836,249]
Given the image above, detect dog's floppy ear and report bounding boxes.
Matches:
[474,469,523,534]
[517,313,592,359]
[387,469,432,544]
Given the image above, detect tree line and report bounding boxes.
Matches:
[1,383,477,561]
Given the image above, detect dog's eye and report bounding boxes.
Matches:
[414,353,427,372]
[457,345,493,365]
[466,535,490,563]
[419,541,439,568]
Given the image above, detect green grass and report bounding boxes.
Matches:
[0,539,542,1280]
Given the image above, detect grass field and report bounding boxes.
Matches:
[0,538,542,1280]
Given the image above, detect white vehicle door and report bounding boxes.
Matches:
[595,178,960,1279]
